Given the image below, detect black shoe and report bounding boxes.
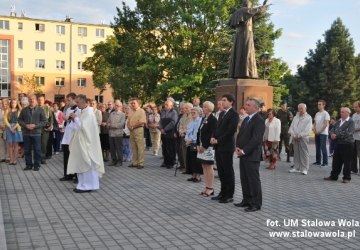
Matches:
[108,161,118,166]
[128,164,136,168]
[73,188,92,193]
[312,162,320,166]
[24,166,33,171]
[160,163,166,168]
[187,177,195,181]
[219,197,233,204]
[234,201,251,207]
[117,162,123,167]
[342,179,350,183]
[41,160,46,164]
[245,207,261,212]
[73,179,78,184]
[136,165,144,169]
[324,176,337,181]
[193,178,201,183]
[33,167,40,171]
[211,194,223,201]
[166,165,174,169]
[59,176,73,181]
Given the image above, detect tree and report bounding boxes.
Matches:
[85,0,289,104]
[83,36,119,94]
[16,74,43,95]
[295,18,357,115]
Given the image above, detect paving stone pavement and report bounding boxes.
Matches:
[1,143,360,250]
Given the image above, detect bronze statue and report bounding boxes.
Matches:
[228,0,268,79]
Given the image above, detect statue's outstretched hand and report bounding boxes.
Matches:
[263,0,268,6]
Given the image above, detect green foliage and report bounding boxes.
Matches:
[17,74,43,95]
[293,18,358,115]
[85,0,289,104]
[83,36,119,94]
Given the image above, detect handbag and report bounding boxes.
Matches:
[197,146,215,161]
[189,143,197,152]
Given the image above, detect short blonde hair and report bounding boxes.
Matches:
[202,101,214,112]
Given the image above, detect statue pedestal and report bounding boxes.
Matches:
[215,79,273,111]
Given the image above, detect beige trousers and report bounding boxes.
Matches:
[0,136,7,160]
[150,130,161,154]
[130,129,145,166]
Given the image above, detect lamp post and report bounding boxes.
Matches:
[260,51,271,80]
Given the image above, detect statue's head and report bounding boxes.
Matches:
[243,0,252,7]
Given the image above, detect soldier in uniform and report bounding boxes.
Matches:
[276,101,293,162]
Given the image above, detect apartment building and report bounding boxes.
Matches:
[0,13,113,103]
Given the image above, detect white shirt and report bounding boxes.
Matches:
[61,106,81,145]
[314,110,330,135]
[264,117,281,142]
[352,113,360,140]
[288,112,313,139]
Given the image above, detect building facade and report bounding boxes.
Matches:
[0,14,113,103]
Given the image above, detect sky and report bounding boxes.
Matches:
[1,0,359,73]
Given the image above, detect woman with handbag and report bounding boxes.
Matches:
[4,99,23,165]
[197,101,217,196]
[185,107,203,182]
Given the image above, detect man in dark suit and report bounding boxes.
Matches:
[210,94,239,203]
[324,107,355,183]
[235,98,265,212]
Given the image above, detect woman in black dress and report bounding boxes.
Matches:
[197,101,217,196]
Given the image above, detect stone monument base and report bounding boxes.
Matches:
[215,79,273,111]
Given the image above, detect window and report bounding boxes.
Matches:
[35,23,45,31]
[35,59,45,68]
[55,77,65,86]
[18,40,23,49]
[35,76,45,85]
[77,78,86,87]
[35,41,45,51]
[0,20,9,30]
[0,39,10,97]
[18,22,23,30]
[78,44,87,54]
[77,61,85,70]
[56,60,65,69]
[17,75,23,84]
[95,95,103,103]
[78,27,87,37]
[56,43,65,53]
[56,25,65,35]
[18,58,23,68]
[96,29,104,38]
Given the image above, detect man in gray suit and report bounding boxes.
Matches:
[324,107,355,183]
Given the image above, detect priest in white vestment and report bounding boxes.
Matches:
[67,94,105,193]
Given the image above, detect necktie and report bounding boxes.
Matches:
[243,116,250,126]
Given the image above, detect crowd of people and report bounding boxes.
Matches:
[1,93,360,211]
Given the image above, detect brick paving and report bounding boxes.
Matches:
[1,143,360,249]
